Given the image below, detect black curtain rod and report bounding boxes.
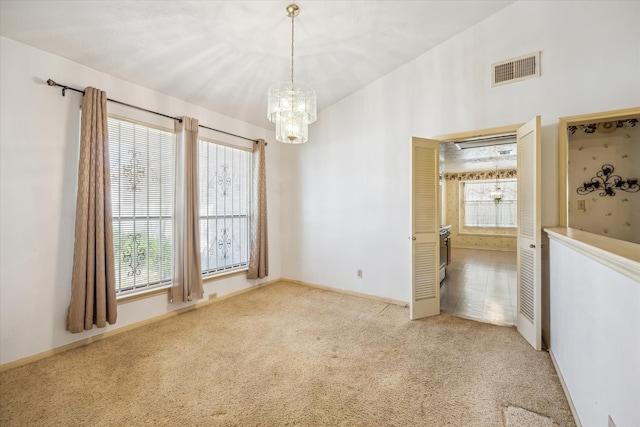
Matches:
[47,79,264,144]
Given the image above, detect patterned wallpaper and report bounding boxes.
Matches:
[444,169,517,181]
[443,169,517,251]
[568,119,639,244]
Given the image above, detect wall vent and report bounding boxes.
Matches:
[492,51,541,87]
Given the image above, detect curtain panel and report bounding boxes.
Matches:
[67,87,118,333]
[247,139,268,279]
[171,117,204,302]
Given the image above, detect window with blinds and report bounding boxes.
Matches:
[463,179,517,228]
[198,139,251,275]
[109,117,175,295]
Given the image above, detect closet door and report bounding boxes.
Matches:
[516,116,542,350]
[410,137,440,320]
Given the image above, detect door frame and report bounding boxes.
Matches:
[432,122,523,255]
[425,122,523,319]
[432,123,524,144]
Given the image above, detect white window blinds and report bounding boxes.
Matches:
[198,140,251,275]
[109,117,175,294]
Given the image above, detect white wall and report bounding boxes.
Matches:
[549,239,639,427]
[0,37,282,365]
[281,1,640,303]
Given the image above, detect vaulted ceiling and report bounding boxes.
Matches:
[0,0,514,130]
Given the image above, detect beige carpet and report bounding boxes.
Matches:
[504,406,560,427]
[0,282,575,426]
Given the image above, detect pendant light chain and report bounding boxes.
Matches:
[290,13,295,90]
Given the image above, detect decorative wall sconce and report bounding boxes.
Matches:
[577,164,639,196]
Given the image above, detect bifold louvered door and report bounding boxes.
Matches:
[516,117,542,350]
[411,137,440,320]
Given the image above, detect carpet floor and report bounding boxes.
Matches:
[0,281,575,426]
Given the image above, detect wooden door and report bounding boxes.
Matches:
[410,137,440,320]
[516,116,542,350]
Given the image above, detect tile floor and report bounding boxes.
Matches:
[440,247,517,326]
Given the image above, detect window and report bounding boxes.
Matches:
[109,117,252,296]
[109,117,175,295]
[462,179,517,228]
[198,139,251,275]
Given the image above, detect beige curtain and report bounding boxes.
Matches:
[67,87,117,333]
[171,117,204,302]
[247,139,269,279]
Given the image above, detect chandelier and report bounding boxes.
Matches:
[267,4,317,144]
[490,167,503,204]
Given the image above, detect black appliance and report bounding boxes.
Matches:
[439,225,451,283]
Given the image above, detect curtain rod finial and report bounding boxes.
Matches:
[47,79,67,96]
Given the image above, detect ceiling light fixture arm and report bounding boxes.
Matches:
[289,5,297,90]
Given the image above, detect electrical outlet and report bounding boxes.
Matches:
[357,269,363,278]
[577,200,586,211]
[209,292,218,300]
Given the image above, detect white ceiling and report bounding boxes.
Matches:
[0,0,514,131]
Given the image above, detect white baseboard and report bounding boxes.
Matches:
[280,278,409,307]
[0,278,280,373]
[450,245,516,252]
[1,278,404,372]
[549,349,582,427]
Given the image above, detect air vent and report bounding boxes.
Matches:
[492,51,541,87]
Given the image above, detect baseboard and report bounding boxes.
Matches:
[450,245,516,252]
[549,349,582,427]
[0,278,280,373]
[2,278,407,372]
[280,278,409,307]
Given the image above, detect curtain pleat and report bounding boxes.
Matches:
[67,87,117,333]
[171,117,203,302]
[247,139,268,279]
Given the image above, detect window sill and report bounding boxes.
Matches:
[203,268,248,283]
[117,284,171,304]
[457,229,517,237]
[545,227,640,283]
[116,268,249,304]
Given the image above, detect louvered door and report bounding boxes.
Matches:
[516,117,542,350]
[410,137,440,320]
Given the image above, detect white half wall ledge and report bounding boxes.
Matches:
[544,227,640,283]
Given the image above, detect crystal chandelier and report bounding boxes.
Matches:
[490,167,503,204]
[267,4,317,144]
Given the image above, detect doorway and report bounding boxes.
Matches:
[437,126,520,326]
[411,118,542,349]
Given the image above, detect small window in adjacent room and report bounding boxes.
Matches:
[109,117,175,295]
[462,179,517,228]
[198,139,251,276]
